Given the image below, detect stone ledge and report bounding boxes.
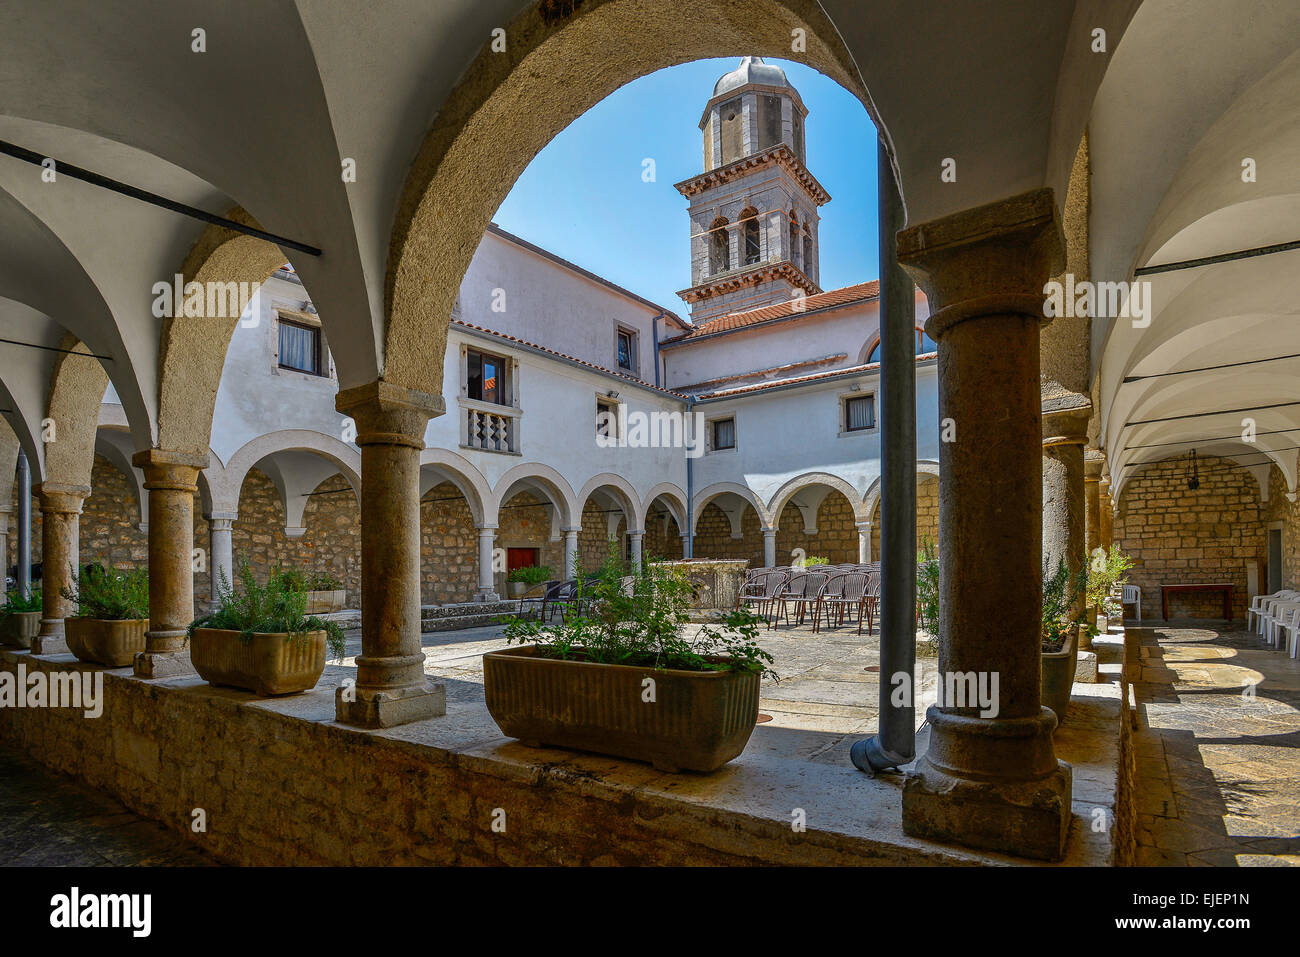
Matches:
[0,647,1123,866]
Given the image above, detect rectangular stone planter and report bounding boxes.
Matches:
[64,617,149,668]
[1041,625,1081,727]
[483,645,760,772]
[304,589,346,614]
[191,627,326,696]
[1,611,42,649]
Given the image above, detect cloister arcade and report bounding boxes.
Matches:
[1,0,1297,868]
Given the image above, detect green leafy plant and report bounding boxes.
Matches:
[2,582,42,617]
[507,564,553,586]
[916,537,940,638]
[61,565,148,620]
[187,558,346,660]
[502,541,775,677]
[1042,556,1087,652]
[305,572,343,591]
[795,555,829,568]
[1085,545,1134,611]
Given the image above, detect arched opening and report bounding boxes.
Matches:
[868,472,940,560]
[709,217,730,276]
[741,207,761,266]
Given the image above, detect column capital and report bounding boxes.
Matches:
[561,526,581,535]
[855,520,873,532]
[898,188,1064,342]
[132,448,205,491]
[760,527,777,537]
[626,529,645,538]
[1084,449,1106,481]
[336,380,444,448]
[34,482,91,513]
[207,510,238,525]
[475,524,498,534]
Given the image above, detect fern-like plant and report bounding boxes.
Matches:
[916,537,941,638]
[2,582,42,617]
[1042,556,1087,652]
[61,564,148,620]
[188,558,346,660]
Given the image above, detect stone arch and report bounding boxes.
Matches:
[492,462,581,530]
[156,210,292,458]
[643,482,688,530]
[212,430,362,518]
[43,335,109,490]
[383,0,868,395]
[418,447,492,527]
[577,473,644,531]
[767,472,869,526]
[692,481,772,532]
[862,460,940,519]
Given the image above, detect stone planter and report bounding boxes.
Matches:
[64,617,148,667]
[651,559,749,621]
[483,645,760,772]
[191,627,326,696]
[1041,625,1079,727]
[304,589,345,615]
[1,611,42,649]
[507,581,528,598]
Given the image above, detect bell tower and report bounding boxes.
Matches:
[674,57,830,323]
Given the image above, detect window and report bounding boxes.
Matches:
[743,213,761,266]
[709,219,730,276]
[596,399,618,439]
[467,349,507,405]
[712,417,736,451]
[278,318,321,375]
[844,394,876,432]
[617,328,637,371]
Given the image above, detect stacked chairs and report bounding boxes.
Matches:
[1250,589,1297,635]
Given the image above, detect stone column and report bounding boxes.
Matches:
[475,525,498,601]
[762,528,777,567]
[562,528,579,579]
[857,521,872,563]
[0,507,10,585]
[335,382,446,728]
[1084,451,1104,558]
[31,483,89,655]
[1099,478,1114,551]
[628,530,644,571]
[1042,409,1089,648]
[896,188,1072,862]
[132,450,205,677]
[208,512,236,603]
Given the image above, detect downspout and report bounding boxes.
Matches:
[852,138,917,775]
[16,449,31,598]
[684,396,695,559]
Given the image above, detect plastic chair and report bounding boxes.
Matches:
[1121,583,1142,622]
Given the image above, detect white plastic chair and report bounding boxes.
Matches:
[1262,596,1300,644]
[1273,606,1300,659]
[1121,583,1141,622]
[1249,589,1294,633]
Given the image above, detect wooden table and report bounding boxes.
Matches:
[1161,582,1234,621]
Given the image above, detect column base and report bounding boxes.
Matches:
[336,680,446,729]
[133,649,195,679]
[903,706,1073,861]
[30,635,70,656]
[474,590,499,602]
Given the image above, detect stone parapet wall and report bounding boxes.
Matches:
[0,650,993,866]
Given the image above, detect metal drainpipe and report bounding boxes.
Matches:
[652,311,663,388]
[16,449,31,598]
[852,138,917,775]
[684,397,695,559]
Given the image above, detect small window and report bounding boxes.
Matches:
[596,399,618,439]
[845,395,875,432]
[467,349,507,405]
[744,217,761,266]
[712,417,736,451]
[278,319,322,375]
[617,329,636,371]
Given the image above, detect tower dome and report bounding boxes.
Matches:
[713,57,791,97]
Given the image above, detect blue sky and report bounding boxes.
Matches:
[492,57,880,318]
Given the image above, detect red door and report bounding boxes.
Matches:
[507,548,539,573]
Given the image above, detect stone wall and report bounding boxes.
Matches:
[1265,465,1300,592]
[642,511,684,561]
[495,489,564,586]
[870,474,940,558]
[577,499,627,573]
[1113,455,1265,621]
[0,652,974,866]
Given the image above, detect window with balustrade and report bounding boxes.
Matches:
[460,346,520,454]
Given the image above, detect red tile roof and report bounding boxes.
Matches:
[695,351,937,400]
[662,280,880,344]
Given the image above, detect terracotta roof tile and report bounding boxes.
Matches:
[695,351,937,400]
[662,280,880,344]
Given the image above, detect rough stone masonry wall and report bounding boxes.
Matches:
[0,653,966,866]
[870,474,940,558]
[643,511,683,561]
[691,493,859,567]
[577,499,627,573]
[1265,465,1300,592]
[1113,454,1265,621]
